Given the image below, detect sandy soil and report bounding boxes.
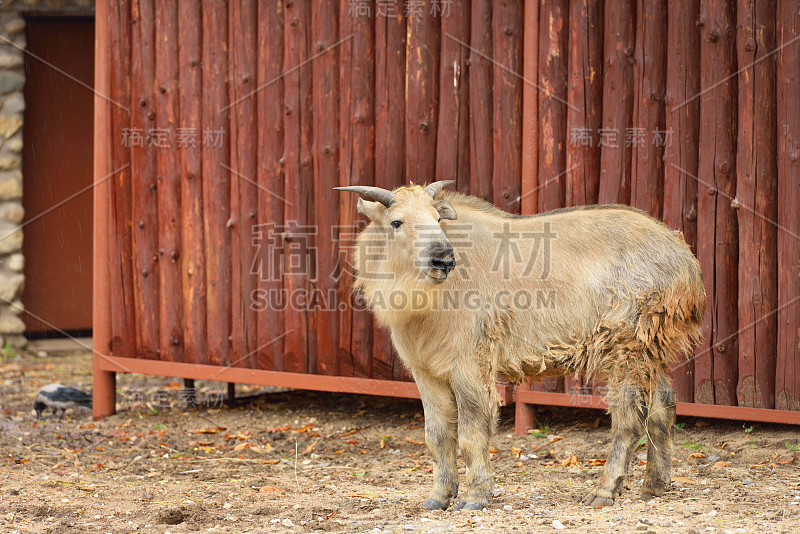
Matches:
[1,350,799,534]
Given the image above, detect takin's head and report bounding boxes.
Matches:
[334,181,458,286]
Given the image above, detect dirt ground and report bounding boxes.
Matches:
[1,350,799,534]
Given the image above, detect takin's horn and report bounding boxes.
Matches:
[424,180,455,199]
[332,185,396,207]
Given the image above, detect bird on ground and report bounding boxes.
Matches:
[34,383,92,420]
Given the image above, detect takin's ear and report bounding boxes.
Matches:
[434,199,457,221]
[357,198,385,220]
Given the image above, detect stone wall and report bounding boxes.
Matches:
[0,12,27,347]
[0,1,94,347]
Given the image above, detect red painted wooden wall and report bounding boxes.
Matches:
[99,0,800,412]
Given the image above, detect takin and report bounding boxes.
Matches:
[334,180,706,511]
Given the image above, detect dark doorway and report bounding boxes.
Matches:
[22,17,95,334]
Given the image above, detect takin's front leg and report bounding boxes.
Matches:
[453,371,497,511]
[413,371,459,511]
[583,382,645,507]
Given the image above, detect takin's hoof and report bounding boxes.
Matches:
[581,490,615,508]
[454,500,486,511]
[423,499,449,511]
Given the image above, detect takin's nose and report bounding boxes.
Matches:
[430,256,456,276]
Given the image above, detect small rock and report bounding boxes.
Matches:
[707,509,717,517]
[707,454,720,463]
[636,523,649,531]
[552,519,565,530]
[282,518,294,527]
[542,508,554,517]
[639,517,652,525]
[613,515,624,522]
[0,72,24,96]
[568,466,582,474]
[5,18,26,34]
[742,478,754,486]
[503,504,513,512]
[7,489,18,495]
[222,503,231,510]
[404,524,414,531]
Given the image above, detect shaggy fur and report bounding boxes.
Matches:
[346,184,706,510]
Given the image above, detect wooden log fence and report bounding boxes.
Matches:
[94,0,800,427]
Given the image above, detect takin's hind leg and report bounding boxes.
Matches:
[453,370,497,511]
[583,382,645,507]
[641,377,676,501]
[413,371,459,511]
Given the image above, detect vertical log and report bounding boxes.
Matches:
[537,0,568,213]
[176,0,206,363]
[375,2,407,380]
[536,0,568,394]
[130,0,159,359]
[736,0,778,408]
[566,0,603,207]
[776,1,800,411]
[108,0,136,357]
[565,0,604,397]
[178,0,205,366]
[598,0,635,205]
[630,0,667,219]
[256,1,285,371]
[283,0,313,374]
[492,0,523,212]
[520,0,539,214]
[202,0,231,367]
[436,1,471,192]
[155,0,182,362]
[664,0,701,402]
[229,0,258,368]
[406,4,440,182]
[469,0,493,202]
[696,0,738,405]
[311,0,340,376]
[94,0,116,419]
[350,8,375,378]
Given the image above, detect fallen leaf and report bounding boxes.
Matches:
[405,437,425,445]
[345,440,359,445]
[188,440,214,447]
[637,460,647,466]
[511,446,522,457]
[380,437,388,449]
[259,485,284,494]
[687,452,705,459]
[334,449,344,454]
[233,442,252,452]
[694,420,711,428]
[586,458,606,467]
[489,446,499,454]
[263,459,281,464]
[548,435,564,443]
[780,453,797,465]
[422,466,433,472]
[295,424,314,433]
[712,461,731,469]
[265,425,291,433]
[559,454,581,468]
[325,511,335,520]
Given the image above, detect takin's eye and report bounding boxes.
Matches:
[390,220,403,230]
